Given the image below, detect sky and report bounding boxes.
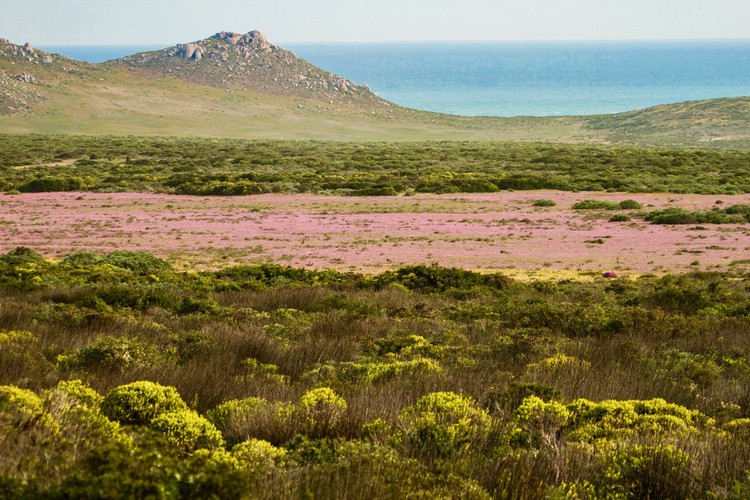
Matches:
[2,0,749,46]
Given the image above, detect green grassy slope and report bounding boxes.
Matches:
[1,36,749,147]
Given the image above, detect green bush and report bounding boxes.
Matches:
[207,397,295,445]
[572,200,621,210]
[58,335,161,373]
[609,214,631,222]
[101,381,188,426]
[103,251,172,273]
[598,444,700,499]
[59,251,106,268]
[646,207,745,224]
[565,397,713,442]
[298,387,348,437]
[231,439,288,471]
[725,204,750,215]
[532,199,557,207]
[18,176,89,193]
[511,396,571,449]
[43,380,133,461]
[397,391,491,457]
[0,385,53,430]
[150,410,225,454]
[618,199,643,209]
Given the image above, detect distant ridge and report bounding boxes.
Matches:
[108,31,391,111]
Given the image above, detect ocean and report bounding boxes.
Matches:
[41,40,750,117]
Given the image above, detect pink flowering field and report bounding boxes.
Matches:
[2,191,749,275]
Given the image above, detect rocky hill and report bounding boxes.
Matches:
[109,31,391,111]
[0,39,89,114]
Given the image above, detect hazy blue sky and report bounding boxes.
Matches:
[2,0,749,45]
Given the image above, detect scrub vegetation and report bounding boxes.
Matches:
[3,134,750,196]
[2,247,750,497]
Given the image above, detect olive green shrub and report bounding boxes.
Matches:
[231,438,288,472]
[298,387,348,437]
[101,381,188,425]
[150,409,224,454]
[396,391,491,458]
[207,397,295,445]
[598,444,700,498]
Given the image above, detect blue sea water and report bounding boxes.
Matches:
[41,41,750,117]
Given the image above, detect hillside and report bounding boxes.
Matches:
[1,33,750,146]
[108,31,390,112]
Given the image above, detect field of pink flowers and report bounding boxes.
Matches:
[2,191,749,275]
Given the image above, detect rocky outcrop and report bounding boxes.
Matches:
[109,30,389,111]
[215,30,271,51]
[178,43,206,60]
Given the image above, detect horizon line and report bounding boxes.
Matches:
[31,36,750,48]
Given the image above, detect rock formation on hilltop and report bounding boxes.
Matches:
[111,31,390,110]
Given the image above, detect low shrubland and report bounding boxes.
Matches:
[2,134,750,195]
[1,247,750,496]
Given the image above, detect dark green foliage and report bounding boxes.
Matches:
[532,199,557,207]
[0,247,45,267]
[377,265,512,293]
[572,199,622,210]
[18,176,90,193]
[725,203,750,215]
[102,251,172,273]
[609,214,631,222]
[646,207,748,224]
[3,134,750,195]
[618,199,643,209]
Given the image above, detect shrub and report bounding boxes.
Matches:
[103,251,172,273]
[572,200,621,210]
[44,380,133,461]
[58,335,161,373]
[0,247,46,267]
[564,397,713,442]
[609,214,631,222]
[231,439,288,471]
[59,251,106,268]
[0,385,53,430]
[725,204,750,215]
[486,382,562,412]
[396,391,491,458]
[511,396,571,449]
[18,176,89,193]
[298,387,348,437]
[101,381,188,426]
[303,358,443,386]
[598,444,700,499]
[646,207,744,224]
[150,410,224,454]
[532,199,557,207]
[207,397,295,446]
[618,199,643,209]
